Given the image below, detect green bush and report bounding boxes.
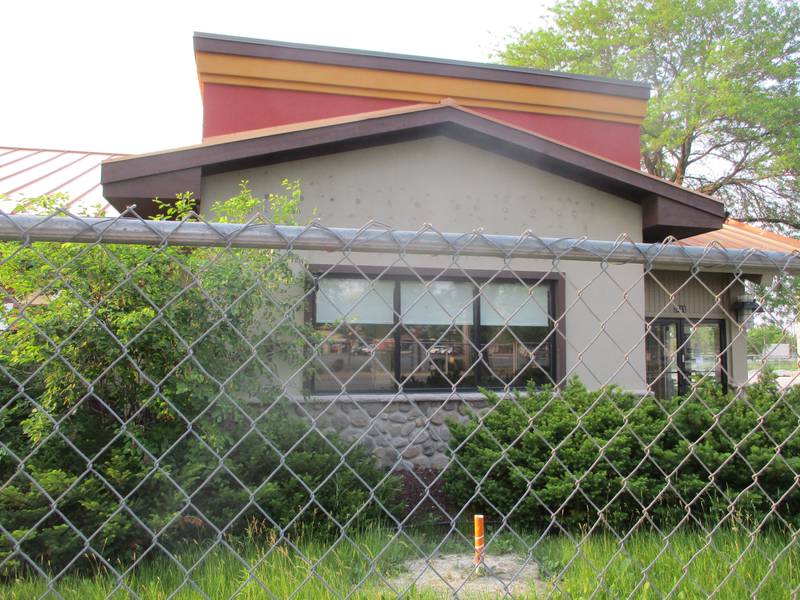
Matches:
[444,376,800,531]
[0,407,401,576]
[0,187,401,576]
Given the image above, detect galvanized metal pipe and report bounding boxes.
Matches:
[0,214,797,273]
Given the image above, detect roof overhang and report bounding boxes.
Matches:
[101,103,724,240]
[680,219,800,253]
[193,32,650,127]
[192,33,651,100]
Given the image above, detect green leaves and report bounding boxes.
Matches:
[746,323,794,356]
[0,187,400,576]
[499,0,800,230]
[444,376,800,531]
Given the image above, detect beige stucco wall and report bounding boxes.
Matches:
[201,136,648,391]
[202,137,642,240]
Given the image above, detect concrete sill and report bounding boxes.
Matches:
[298,391,505,403]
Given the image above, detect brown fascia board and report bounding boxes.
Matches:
[102,105,725,235]
[641,196,726,243]
[103,167,202,218]
[193,32,651,101]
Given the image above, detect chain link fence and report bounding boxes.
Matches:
[0,208,799,599]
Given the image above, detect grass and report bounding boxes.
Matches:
[2,524,798,599]
[536,528,800,599]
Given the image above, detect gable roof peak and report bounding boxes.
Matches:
[101,102,723,241]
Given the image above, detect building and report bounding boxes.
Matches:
[101,33,794,405]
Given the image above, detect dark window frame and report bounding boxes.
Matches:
[646,316,729,397]
[307,265,566,394]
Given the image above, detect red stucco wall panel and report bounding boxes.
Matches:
[202,84,641,168]
[472,107,641,168]
[202,84,412,138]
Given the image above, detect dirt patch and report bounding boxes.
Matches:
[395,466,455,521]
[390,553,547,598]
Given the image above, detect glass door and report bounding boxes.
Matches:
[682,321,726,389]
[646,320,681,399]
[646,318,726,399]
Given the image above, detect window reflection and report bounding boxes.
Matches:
[399,280,475,389]
[312,276,556,393]
[683,322,723,384]
[480,282,552,387]
[314,323,395,393]
[314,278,395,393]
[481,326,552,387]
[400,325,476,389]
[645,319,725,399]
[645,321,680,400]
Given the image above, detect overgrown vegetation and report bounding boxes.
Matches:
[0,186,401,576]
[444,375,800,531]
[0,524,797,599]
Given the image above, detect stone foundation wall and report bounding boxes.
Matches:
[293,396,489,471]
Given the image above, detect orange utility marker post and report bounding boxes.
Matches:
[473,514,485,567]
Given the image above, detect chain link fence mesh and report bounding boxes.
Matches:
[0,208,798,599]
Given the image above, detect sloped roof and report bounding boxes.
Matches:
[101,101,725,240]
[2,146,795,256]
[681,219,800,253]
[194,32,651,101]
[1,146,124,215]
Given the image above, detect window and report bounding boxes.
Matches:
[399,280,476,389]
[645,318,727,399]
[480,282,552,388]
[310,270,559,393]
[313,278,396,393]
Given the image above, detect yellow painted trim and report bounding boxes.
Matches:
[200,74,644,125]
[196,53,647,125]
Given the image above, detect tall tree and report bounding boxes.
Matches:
[499,0,800,231]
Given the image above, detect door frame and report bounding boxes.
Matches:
[647,317,728,396]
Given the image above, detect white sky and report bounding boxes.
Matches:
[1,0,553,155]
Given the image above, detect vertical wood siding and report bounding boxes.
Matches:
[645,270,736,319]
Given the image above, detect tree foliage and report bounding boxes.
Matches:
[0,186,400,576]
[499,0,800,230]
[746,323,796,357]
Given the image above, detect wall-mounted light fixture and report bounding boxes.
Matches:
[733,294,759,325]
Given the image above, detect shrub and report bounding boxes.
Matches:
[443,376,800,531]
[0,186,401,576]
[0,406,401,576]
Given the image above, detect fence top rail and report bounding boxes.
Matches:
[0,212,799,274]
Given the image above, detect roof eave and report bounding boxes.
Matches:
[102,105,723,238]
[192,32,651,101]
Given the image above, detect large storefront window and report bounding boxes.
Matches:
[645,318,727,399]
[312,273,557,393]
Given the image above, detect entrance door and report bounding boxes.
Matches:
[646,318,727,399]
